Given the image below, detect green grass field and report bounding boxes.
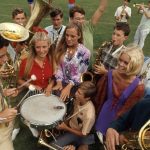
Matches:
[0,0,150,150]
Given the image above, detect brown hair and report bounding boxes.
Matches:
[69,6,85,18]
[55,23,83,65]
[12,8,27,18]
[79,81,97,99]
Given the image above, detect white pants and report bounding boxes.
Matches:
[134,26,150,49]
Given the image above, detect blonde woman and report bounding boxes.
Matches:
[94,43,144,137]
[18,31,55,94]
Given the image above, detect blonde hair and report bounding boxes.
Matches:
[24,32,55,79]
[119,43,144,76]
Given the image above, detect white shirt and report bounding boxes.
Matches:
[114,5,131,22]
[45,25,66,46]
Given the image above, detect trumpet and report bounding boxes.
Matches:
[133,3,149,8]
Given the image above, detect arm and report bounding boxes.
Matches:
[139,5,150,18]
[91,0,108,26]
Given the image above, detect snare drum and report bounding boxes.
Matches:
[20,94,67,129]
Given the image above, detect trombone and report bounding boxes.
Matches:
[133,3,149,8]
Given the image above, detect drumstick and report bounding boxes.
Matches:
[66,107,86,121]
[52,143,63,150]
[16,85,36,108]
[17,74,37,90]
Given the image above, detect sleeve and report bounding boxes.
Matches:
[114,8,119,17]
[78,48,91,73]
[128,8,131,17]
[55,64,64,81]
[18,59,26,78]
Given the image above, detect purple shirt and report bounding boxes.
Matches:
[55,44,90,85]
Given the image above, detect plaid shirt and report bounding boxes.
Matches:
[101,45,125,69]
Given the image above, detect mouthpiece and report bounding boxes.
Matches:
[31,74,37,81]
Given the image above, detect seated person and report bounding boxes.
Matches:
[105,98,150,150]
[50,81,96,149]
[53,23,90,101]
[94,44,144,138]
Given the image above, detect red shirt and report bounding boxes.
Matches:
[68,0,75,4]
[19,56,53,89]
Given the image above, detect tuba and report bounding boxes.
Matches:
[118,120,150,150]
[25,0,53,31]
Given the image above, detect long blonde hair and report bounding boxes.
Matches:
[23,32,54,79]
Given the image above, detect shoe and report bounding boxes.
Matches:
[12,128,20,141]
[29,126,39,137]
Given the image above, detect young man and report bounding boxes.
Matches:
[8,8,28,63]
[50,81,96,149]
[94,22,130,75]
[105,98,150,150]
[0,35,18,150]
[45,8,66,48]
[134,1,150,49]
[114,0,131,23]
[12,8,27,26]
[69,0,107,68]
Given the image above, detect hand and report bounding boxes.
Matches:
[0,108,17,123]
[63,145,75,150]
[60,83,72,101]
[57,122,68,130]
[52,81,63,91]
[119,134,128,145]
[105,128,119,150]
[94,64,108,75]
[3,88,18,97]
[44,85,53,97]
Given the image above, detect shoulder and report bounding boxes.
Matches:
[45,25,53,31]
[78,44,90,54]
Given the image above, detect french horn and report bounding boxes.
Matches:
[119,120,150,150]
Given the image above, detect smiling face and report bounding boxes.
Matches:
[13,13,27,26]
[34,40,50,59]
[112,29,128,47]
[117,52,130,74]
[71,12,85,25]
[65,27,80,47]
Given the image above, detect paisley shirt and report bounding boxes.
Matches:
[55,44,90,85]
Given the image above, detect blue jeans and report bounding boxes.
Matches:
[50,132,95,147]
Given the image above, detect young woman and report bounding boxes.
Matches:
[94,43,145,136]
[53,23,90,101]
[18,31,55,94]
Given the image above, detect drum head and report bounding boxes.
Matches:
[20,94,66,129]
